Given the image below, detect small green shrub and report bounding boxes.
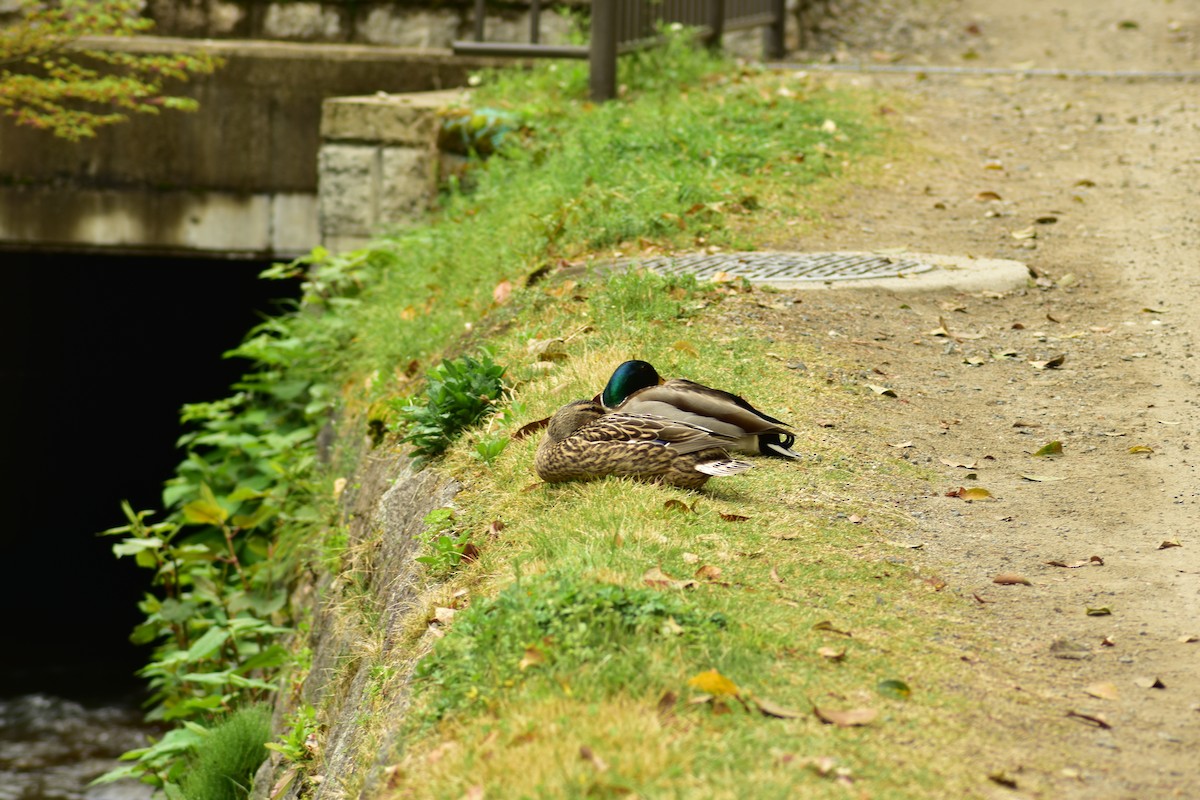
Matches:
[394,351,507,462]
[177,704,273,800]
[471,434,509,465]
[415,508,475,575]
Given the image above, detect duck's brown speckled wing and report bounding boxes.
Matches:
[535,403,751,488]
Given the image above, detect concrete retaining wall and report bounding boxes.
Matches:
[0,37,498,259]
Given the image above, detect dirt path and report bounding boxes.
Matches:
[771,1,1200,796]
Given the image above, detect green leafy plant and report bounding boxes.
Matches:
[96,250,373,789]
[471,434,510,464]
[395,352,507,462]
[264,703,319,764]
[415,508,475,574]
[0,0,222,139]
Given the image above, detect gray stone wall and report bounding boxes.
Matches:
[145,0,581,48]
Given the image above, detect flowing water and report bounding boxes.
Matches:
[0,694,156,800]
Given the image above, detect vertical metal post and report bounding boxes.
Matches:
[590,0,618,101]
[708,0,725,49]
[530,0,541,44]
[763,0,786,59]
[473,0,486,41]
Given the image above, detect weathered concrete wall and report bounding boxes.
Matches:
[0,37,498,258]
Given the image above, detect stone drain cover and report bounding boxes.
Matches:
[637,251,936,282]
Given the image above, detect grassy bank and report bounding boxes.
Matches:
[102,33,1023,799]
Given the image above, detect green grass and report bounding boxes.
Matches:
[299,34,887,393]
[178,704,272,800]
[360,270,1004,798]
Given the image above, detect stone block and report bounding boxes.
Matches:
[321,91,467,146]
[379,147,436,224]
[318,144,377,237]
[263,2,342,40]
[358,7,461,48]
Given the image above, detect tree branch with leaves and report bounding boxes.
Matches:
[0,0,221,140]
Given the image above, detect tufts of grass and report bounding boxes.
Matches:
[178,704,272,800]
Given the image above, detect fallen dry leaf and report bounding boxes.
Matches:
[1020,473,1066,482]
[687,669,740,697]
[579,745,609,772]
[769,566,784,584]
[1033,441,1063,457]
[643,566,697,590]
[492,279,513,305]
[941,458,979,469]
[988,772,1019,789]
[817,646,846,662]
[663,499,694,513]
[1133,676,1166,690]
[813,705,878,727]
[1084,682,1120,701]
[993,573,1032,586]
[1086,606,1113,616]
[1158,539,1183,550]
[813,620,853,637]
[519,647,545,671]
[1128,445,1154,454]
[694,564,724,582]
[718,512,750,522]
[753,696,806,719]
[1046,556,1104,569]
[946,486,993,500]
[889,440,915,449]
[1178,634,1200,644]
[1030,354,1067,370]
[1066,710,1111,729]
[866,383,898,397]
[657,690,678,721]
[974,190,1002,202]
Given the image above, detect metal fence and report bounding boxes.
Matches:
[452,0,787,99]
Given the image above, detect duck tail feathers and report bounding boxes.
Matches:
[695,458,754,476]
[761,434,802,460]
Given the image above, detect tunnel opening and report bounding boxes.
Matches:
[2,251,299,705]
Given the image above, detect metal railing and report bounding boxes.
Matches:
[453,0,787,99]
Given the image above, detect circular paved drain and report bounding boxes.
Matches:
[616,250,1032,292]
[637,251,937,282]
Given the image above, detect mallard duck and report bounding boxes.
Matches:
[535,400,753,489]
[599,360,801,460]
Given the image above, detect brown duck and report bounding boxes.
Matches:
[535,400,752,489]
